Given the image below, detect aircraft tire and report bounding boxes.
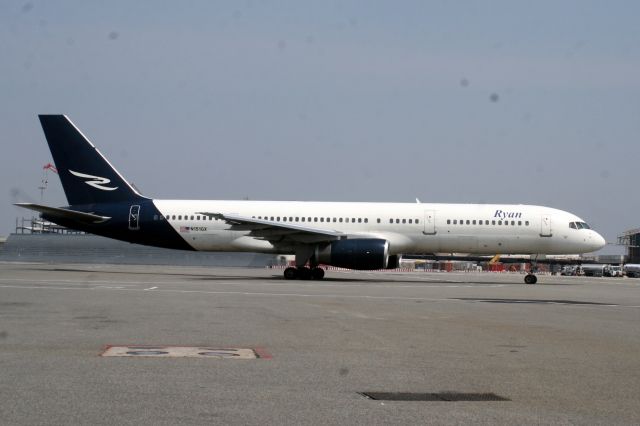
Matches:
[284,267,298,280]
[311,267,325,280]
[297,267,312,280]
[524,274,537,284]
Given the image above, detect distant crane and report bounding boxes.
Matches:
[38,162,58,203]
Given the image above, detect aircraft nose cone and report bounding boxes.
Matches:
[591,231,606,251]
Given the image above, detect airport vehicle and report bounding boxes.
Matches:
[15,115,606,284]
[581,264,607,277]
[623,264,640,278]
[604,265,623,277]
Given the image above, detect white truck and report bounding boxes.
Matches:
[604,265,623,277]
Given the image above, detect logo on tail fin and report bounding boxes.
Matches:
[69,170,118,191]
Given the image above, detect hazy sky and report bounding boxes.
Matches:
[1,1,639,254]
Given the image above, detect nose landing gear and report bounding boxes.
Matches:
[524,255,540,284]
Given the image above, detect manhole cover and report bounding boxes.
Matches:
[101,346,270,359]
[359,392,510,402]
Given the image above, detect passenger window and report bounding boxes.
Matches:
[525,221,529,226]
[492,220,496,225]
[396,219,400,224]
[511,221,515,225]
[518,221,522,226]
[447,219,451,224]
[270,216,274,221]
[389,219,393,224]
[320,218,324,222]
[485,220,489,225]
[190,215,194,220]
[178,215,182,220]
[358,218,362,223]
[377,218,380,223]
[351,218,356,223]
[340,218,343,223]
[498,221,502,225]
[364,218,368,223]
[472,220,476,225]
[408,219,412,224]
[453,220,457,224]
[466,220,470,225]
[314,218,318,222]
[333,218,337,222]
[415,219,419,224]
[402,219,406,224]
[277,217,281,221]
[301,217,305,222]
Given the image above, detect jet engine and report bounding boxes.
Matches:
[315,238,397,270]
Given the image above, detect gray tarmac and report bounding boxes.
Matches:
[1,262,639,425]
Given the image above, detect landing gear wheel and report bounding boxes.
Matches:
[284,267,298,280]
[297,267,312,280]
[524,274,537,284]
[311,267,325,280]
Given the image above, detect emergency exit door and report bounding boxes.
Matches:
[423,210,436,235]
[540,214,552,237]
[129,205,140,230]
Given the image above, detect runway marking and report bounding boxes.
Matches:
[0,284,637,308]
[144,286,158,291]
[101,346,259,359]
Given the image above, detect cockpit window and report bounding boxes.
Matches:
[570,221,591,230]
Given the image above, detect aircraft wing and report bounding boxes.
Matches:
[198,212,345,244]
[14,203,111,224]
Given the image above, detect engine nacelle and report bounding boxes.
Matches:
[315,238,392,270]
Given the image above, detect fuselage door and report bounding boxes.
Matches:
[423,210,436,235]
[129,205,140,230]
[540,214,552,237]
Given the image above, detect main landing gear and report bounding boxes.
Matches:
[524,274,538,284]
[283,266,325,280]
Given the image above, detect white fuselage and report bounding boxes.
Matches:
[152,200,605,255]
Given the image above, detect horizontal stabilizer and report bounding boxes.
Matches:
[14,203,110,224]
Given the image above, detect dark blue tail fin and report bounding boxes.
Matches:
[38,115,146,205]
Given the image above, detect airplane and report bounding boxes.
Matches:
[15,115,606,284]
